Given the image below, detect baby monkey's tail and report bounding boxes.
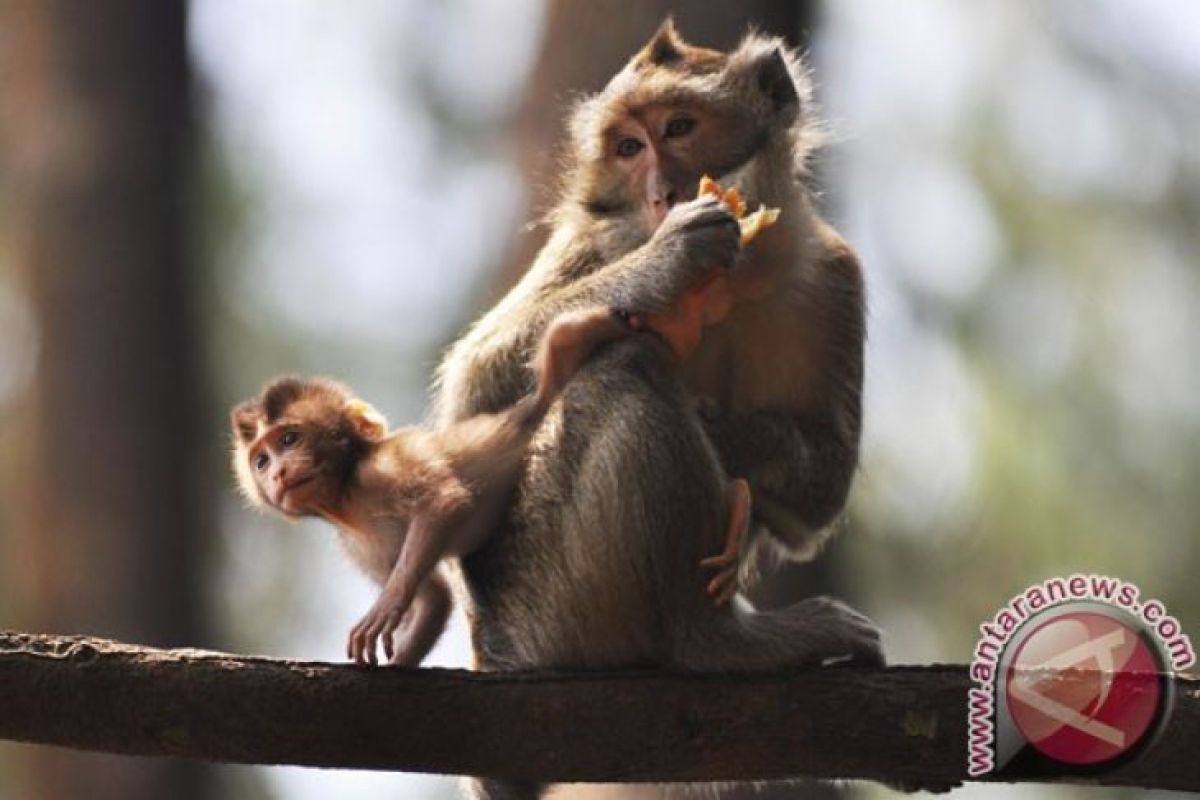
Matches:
[527,308,631,421]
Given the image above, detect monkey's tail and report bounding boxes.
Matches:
[528,307,631,421]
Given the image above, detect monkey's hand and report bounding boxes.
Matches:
[701,478,751,605]
[654,193,742,278]
[347,589,413,666]
[612,195,740,318]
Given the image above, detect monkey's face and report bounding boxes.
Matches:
[570,20,805,232]
[602,104,752,232]
[231,378,385,519]
[242,421,335,516]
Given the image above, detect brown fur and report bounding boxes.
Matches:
[231,309,630,666]
[434,21,879,800]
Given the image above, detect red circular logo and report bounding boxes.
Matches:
[1004,608,1165,766]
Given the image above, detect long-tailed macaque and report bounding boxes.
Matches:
[434,21,880,800]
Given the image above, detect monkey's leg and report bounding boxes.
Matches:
[703,410,859,572]
[348,503,469,664]
[389,569,453,666]
[677,594,883,671]
[700,478,751,605]
[532,307,631,412]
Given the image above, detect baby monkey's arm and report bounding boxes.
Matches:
[348,492,471,666]
[349,308,631,665]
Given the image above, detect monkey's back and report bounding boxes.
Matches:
[458,335,732,671]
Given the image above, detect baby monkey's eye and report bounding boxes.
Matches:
[255,452,270,471]
[664,116,696,138]
[616,137,644,158]
[280,430,301,448]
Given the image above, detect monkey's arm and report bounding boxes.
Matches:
[388,569,453,667]
[560,197,739,319]
[436,196,738,423]
[347,499,471,666]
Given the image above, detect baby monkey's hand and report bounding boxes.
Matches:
[347,591,410,666]
[701,477,752,605]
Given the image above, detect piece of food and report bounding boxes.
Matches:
[736,206,781,247]
[698,175,780,246]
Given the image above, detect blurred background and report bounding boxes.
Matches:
[0,1,1197,799]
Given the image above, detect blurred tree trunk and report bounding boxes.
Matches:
[0,1,212,799]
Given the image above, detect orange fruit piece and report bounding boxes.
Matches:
[697,175,778,246]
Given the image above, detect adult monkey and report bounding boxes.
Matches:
[435,21,879,800]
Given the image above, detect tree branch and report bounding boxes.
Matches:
[0,631,1195,792]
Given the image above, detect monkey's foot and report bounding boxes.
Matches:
[700,477,751,605]
[796,596,886,667]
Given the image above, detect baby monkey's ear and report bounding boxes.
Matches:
[344,399,388,441]
[230,401,260,444]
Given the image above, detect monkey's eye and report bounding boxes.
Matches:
[254,452,270,472]
[664,116,696,138]
[280,430,301,448]
[615,137,644,158]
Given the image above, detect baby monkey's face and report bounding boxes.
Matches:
[244,420,331,516]
[231,378,380,519]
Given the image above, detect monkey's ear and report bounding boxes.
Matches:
[728,36,803,121]
[638,17,684,66]
[230,402,260,444]
[753,47,799,114]
[344,400,388,442]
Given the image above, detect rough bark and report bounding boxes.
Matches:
[0,632,1196,793]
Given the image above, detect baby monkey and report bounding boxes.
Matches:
[232,307,751,666]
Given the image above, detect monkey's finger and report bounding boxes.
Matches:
[700,552,736,569]
[368,627,384,666]
[347,627,366,664]
[363,613,391,643]
[682,200,738,231]
[706,566,738,598]
[714,574,739,606]
[355,627,375,666]
[356,616,384,666]
[375,618,399,664]
[382,633,393,662]
[364,611,402,664]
